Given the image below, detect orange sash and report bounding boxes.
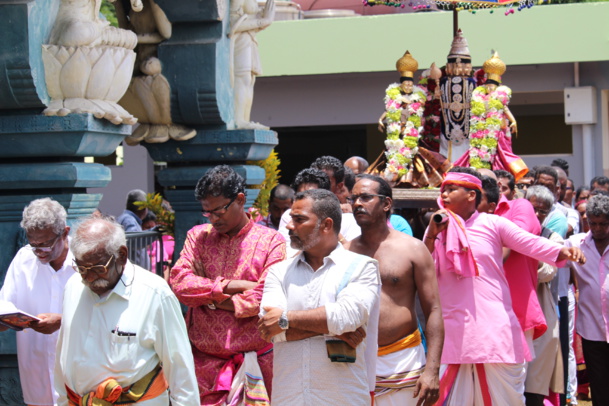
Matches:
[377,329,422,357]
[66,364,168,406]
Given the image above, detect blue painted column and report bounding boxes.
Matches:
[141,1,279,257]
[0,0,132,401]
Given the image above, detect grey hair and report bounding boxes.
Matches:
[586,194,609,218]
[126,189,147,212]
[20,198,67,234]
[70,216,126,260]
[525,185,555,209]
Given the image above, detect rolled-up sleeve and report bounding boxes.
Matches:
[325,260,380,336]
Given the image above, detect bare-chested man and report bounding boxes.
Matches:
[346,174,444,406]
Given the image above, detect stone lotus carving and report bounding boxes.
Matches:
[41,0,143,125]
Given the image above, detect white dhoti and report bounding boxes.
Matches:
[375,331,426,406]
[437,362,526,406]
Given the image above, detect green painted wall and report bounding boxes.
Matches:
[258,2,609,77]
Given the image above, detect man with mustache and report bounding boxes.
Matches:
[425,167,586,405]
[0,198,74,406]
[54,216,199,405]
[259,188,381,405]
[564,194,609,405]
[171,165,285,405]
[346,174,443,406]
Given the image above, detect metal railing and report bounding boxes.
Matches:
[125,231,165,277]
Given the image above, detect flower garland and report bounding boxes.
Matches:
[418,76,441,152]
[383,83,427,179]
[468,85,512,169]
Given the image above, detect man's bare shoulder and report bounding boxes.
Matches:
[383,229,425,249]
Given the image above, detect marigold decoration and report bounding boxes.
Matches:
[468,85,512,169]
[247,149,281,218]
[134,193,175,236]
[383,83,428,179]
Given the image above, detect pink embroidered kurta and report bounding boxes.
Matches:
[431,211,564,365]
[170,220,286,406]
[495,195,547,339]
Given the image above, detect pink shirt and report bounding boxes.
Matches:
[495,196,547,339]
[565,232,609,342]
[170,219,286,405]
[432,211,563,364]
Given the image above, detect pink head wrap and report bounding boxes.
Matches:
[441,172,482,193]
[431,171,481,278]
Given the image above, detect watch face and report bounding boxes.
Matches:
[279,315,288,329]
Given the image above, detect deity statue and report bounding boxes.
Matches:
[42,0,143,124]
[453,52,528,180]
[116,0,196,144]
[370,51,450,188]
[439,29,477,161]
[229,0,275,130]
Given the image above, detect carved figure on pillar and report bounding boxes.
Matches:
[370,51,450,188]
[453,51,528,180]
[439,29,476,161]
[41,0,143,124]
[116,0,196,144]
[229,0,275,129]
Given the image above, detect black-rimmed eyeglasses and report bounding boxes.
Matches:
[346,194,386,204]
[201,197,236,218]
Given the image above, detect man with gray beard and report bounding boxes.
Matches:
[259,189,381,405]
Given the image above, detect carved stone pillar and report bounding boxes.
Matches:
[0,0,132,402]
[139,1,278,256]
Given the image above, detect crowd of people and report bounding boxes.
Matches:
[0,155,608,406]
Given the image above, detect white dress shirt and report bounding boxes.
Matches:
[0,245,75,405]
[565,232,609,342]
[54,261,199,406]
[261,244,380,406]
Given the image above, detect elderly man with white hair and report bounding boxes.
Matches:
[0,197,74,406]
[54,216,198,406]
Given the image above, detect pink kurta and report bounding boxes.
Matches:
[170,220,286,406]
[432,211,563,364]
[495,196,547,339]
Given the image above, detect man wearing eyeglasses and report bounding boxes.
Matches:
[346,174,444,406]
[170,165,286,405]
[54,216,199,405]
[0,198,74,406]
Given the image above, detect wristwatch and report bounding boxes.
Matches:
[278,311,289,330]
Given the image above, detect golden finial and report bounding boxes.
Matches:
[483,51,506,83]
[396,51,419,79]
[429,62,442,80]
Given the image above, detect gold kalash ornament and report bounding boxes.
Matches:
[482,51,507,83]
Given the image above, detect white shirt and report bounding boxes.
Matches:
[0,245,75,405]
[565,232,609,342]
[261,244,380,406]
[54,261,199,406]
[278,209,362,257]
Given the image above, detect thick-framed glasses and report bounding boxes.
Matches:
[72,255,114,275]
[346,194,386,204]
[201,197,236,218]
[516,183,530,190]
[533,208,550,216]
[28,233,63,253]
